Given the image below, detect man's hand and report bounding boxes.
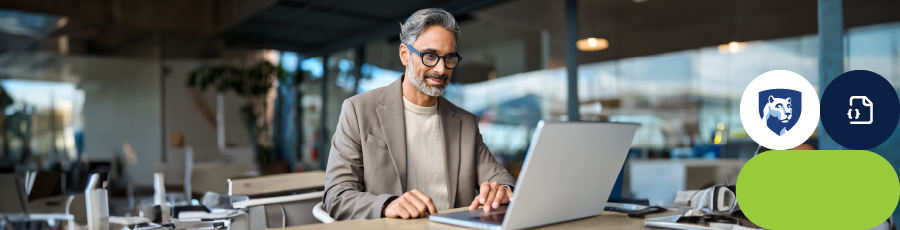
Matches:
[469,181,513,212]
[384,189,437,219]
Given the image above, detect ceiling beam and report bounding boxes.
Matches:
[277,1,391,22]
[233,0,374,48]
[298,0,510,56]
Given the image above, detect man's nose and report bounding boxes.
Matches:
[431,59,448,74]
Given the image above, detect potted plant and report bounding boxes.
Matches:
[186,61,285,169]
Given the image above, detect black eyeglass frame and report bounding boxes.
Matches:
[404,43,462,69]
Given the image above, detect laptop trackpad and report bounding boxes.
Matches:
[467,205,508,224]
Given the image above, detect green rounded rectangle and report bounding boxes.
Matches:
[738,150,900,229]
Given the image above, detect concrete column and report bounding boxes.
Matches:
[565,0,580,121]
[817,0,844,150]
[355,46,365,94]
[320,55,329,169]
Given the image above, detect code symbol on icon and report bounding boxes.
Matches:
[849,96,873,125]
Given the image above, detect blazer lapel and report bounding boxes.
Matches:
[376,76,408,192]
[439,97,461,206]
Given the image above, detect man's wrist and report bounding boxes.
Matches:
[381,196,398,218]
[503,185,514,192]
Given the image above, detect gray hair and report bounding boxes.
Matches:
[399,8,459,46]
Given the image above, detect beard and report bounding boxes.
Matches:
[407,68,450,97]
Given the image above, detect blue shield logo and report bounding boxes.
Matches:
[758,89,802,136]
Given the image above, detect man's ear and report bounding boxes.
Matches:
[399,44,409,66]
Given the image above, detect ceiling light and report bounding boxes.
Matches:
[576,37,608,52]
[718,41,746,54]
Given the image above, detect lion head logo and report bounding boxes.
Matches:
[764,95,793,123]
[758,89,802,136]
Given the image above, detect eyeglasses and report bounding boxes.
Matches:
[405,43,462,69]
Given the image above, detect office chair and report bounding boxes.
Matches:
[227,171,327,229]
[312,202,334,223]
[0,174,29,214]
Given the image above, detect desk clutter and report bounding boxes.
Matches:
[645,184,764,230]
[645,184,896,230]
[16,170,897,230]
[0,171,327,230]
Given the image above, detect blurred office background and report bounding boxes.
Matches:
[1,0,900,218]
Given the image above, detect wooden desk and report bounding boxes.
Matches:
[229,171,326,196]
[274,207,682,230]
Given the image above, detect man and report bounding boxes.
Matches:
[323,8,516,220]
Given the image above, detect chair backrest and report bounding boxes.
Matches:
[0,174,28,213]
[232,192,326,229]
[27,171,64,202]
[228,171,326,196]
[227,171,327,229]
[312,202,335,223]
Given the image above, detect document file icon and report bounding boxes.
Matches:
[849,96,873,124]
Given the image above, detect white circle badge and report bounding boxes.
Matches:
[740,70,820,150]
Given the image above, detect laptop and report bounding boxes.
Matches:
[429,121,639,229]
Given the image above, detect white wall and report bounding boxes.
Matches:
[80,57,162,186]
[77,53,271,186]
[162,59,252,163]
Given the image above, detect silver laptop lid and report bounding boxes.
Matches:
[501,121,638,229]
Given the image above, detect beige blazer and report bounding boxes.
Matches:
[323,75,516,220]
